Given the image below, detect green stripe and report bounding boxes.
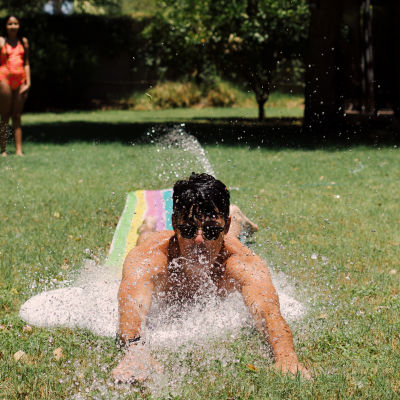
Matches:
[106,192,137,267]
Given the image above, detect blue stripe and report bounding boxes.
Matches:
[163,189,173,230]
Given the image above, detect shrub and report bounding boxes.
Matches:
[133,80,254,109]
[147,81,202,109]
[206,82,237,107]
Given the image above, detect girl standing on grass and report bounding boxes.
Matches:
[0,15,30,157]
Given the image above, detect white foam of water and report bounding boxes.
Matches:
[19,260,305,338]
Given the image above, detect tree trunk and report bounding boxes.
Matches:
[249,70,271,122]
[53,0,63,14]
[304,0,344,132]
[257,98,266,121]
[394,0,400,118]
[360,0,375,115]
[341,0,363,112]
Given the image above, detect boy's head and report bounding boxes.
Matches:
[172,173,230,223]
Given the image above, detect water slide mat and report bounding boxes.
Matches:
[106,189,173,268]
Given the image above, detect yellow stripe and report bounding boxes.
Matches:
[124,190,146,259]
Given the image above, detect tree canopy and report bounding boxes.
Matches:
[0,0,122,16]
[0,0,47,15]
[146,0,309,119]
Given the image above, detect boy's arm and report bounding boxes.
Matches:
[226,251,310,378]
[113,246,168,382]
[118,246,168,343]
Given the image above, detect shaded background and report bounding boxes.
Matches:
[0,0,399,134]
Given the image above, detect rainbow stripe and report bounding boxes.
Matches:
[106,189,173,268]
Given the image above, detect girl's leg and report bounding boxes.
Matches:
[0,120,7,156]
[0,81,12,156]
[11,87,28,156]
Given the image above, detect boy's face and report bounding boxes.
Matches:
[173,212,230,266]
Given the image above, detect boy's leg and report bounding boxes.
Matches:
[228,205,258,239]
[136,216,157,246]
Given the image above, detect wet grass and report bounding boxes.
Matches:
[1,131,399,398]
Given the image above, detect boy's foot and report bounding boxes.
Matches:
[16,151,24,157]
[1,152,6,157]
[138,216,157,235]
[230,205,258,235]
[136,216,157,246]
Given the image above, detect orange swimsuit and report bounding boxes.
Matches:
[0,40,26,90]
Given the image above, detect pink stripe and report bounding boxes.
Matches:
[144,191,156,219]
[144,191,165,231]
[153,191,165,231]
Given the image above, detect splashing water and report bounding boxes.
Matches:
[19,127,306,397]
[20,260,304,338]
[153,125,215,181]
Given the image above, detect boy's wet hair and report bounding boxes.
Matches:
[173,173,230,222]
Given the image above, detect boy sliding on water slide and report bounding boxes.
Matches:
[112,173,310,382]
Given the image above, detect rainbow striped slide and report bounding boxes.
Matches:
[106,189,173,268]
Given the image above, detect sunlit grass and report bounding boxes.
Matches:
[1,132,399,398]
[23,91,304,125]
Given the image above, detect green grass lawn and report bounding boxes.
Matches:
[23,90,304,124]
[23,106,302,126]
[0,110,399,399]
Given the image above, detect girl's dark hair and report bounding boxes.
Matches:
[173,173,230,221]
[3,15,24,43]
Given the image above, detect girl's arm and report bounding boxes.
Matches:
[22,37,31,88]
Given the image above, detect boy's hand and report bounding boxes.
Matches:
[112,345,163,383]
[272,354,311,379]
